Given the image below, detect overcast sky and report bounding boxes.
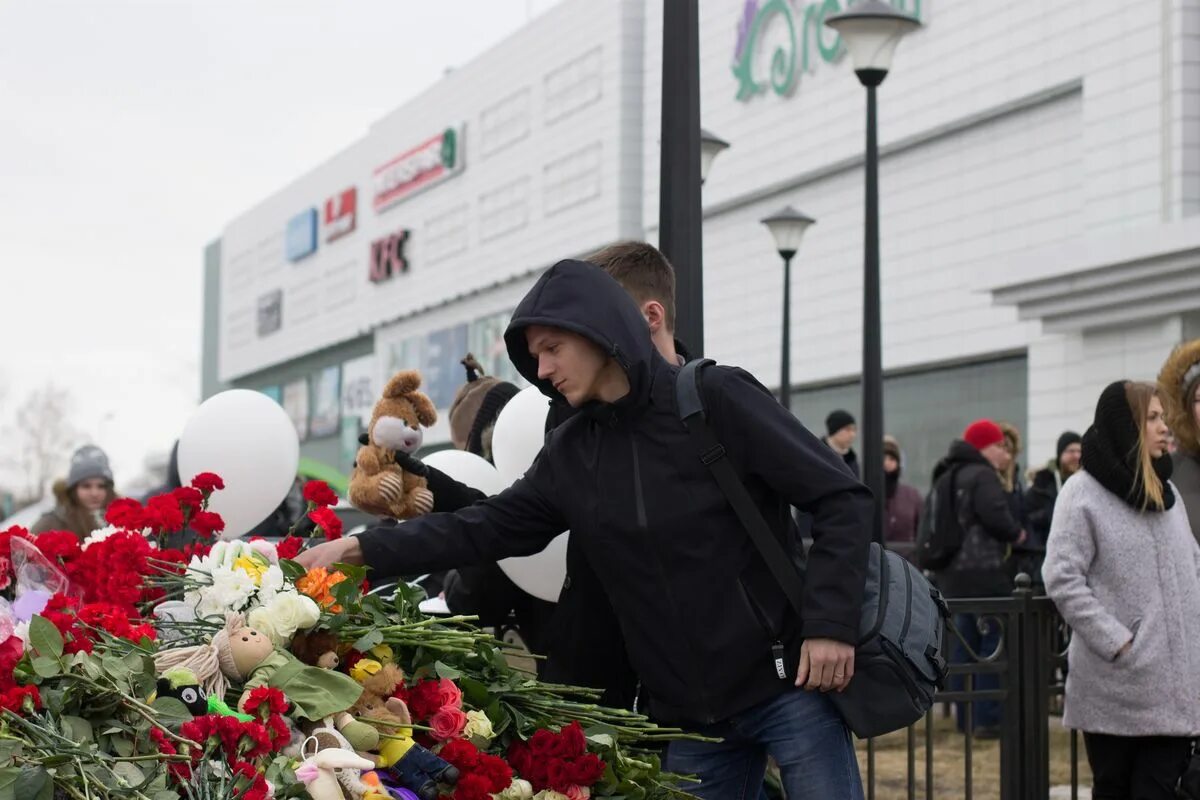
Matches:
[0,0,563,494]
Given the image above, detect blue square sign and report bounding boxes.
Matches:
[285,208,318,262]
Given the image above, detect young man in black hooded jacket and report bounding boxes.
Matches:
[300,260,873,799]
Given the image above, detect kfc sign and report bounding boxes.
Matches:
[324,188,356,242]
[370,229,410,283]
[372,126,463,212]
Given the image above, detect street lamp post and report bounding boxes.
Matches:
[761,206,816,411]
[825,1,920,544]
[660,0,704,355]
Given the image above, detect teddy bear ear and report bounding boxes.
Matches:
[410,393,438,428]
[383,370,422,399]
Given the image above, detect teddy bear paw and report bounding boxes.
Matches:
[411,487,435,515]
[377,473,405,504]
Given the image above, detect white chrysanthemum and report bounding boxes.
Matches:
[82,525,153,550]
[191,564,258,617]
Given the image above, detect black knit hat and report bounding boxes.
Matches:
[826,409,856,437]
[466,382,520,458]
[1081,381,1174,511]
[1056,431,1082,462]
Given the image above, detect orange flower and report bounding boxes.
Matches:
[296,567,348,612]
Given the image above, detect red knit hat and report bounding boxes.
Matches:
[963,419,1005,451]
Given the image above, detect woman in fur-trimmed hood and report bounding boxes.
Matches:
[1158,338,1200,542]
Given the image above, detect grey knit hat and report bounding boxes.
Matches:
[67,445,113,488]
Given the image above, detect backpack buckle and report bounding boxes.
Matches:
[701,444,726,465]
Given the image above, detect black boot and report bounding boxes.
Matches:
[417,781,439,800]
[436,765,460,786]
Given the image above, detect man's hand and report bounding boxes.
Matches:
[796,638,855,693]
[296,537,364,571]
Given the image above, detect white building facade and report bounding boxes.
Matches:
[204,0,1200,488]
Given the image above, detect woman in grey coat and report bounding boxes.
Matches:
[1043,380,1200,799]
[1159,338,1200,541]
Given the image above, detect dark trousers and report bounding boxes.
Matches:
[951,613,1002,731]
[1083,732,1191,800]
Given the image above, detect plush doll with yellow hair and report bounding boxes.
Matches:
[1158,339,1200,539]
[153,613,378,752]
[349,370,438,520]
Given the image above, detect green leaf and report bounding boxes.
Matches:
[111,735,134,758]
[60,715,94,744]
[102,654,131,680]
[30,656,60,679]
[123,652,147,674]
[28,616,63,660]
[351,629,383,653]
[151,697,194,727]
[112,762,147,789]
[278,559,306,582]
[14,766,51,800]
[0,767,18,800]
[433,661,463,680]
[457,677,490,708]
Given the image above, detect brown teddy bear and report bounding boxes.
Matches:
[291,630,343,670]
[349,370,438,520]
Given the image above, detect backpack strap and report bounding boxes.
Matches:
[676,359,806,619]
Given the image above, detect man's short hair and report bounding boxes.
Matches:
[584,241,677,331]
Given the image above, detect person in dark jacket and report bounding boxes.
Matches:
[882,435,921,559]
[822,410,860,478]
[1158,339,1200,543]
[300,260,873,799]
[1022,431,1082,580]
[933,419,1027,738]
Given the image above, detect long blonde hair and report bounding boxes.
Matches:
[998,422,1021,492]
[1125,381,1166,511]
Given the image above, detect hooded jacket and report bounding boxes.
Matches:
[931,440,1023,597]
[357,260,872,725]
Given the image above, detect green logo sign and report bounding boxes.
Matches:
[732,0,923,102]
[440,127,457,169]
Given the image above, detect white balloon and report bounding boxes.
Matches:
[178,390,300,540]
[421,450,508,497]
[491,386,551,487]
[500,532,569,603]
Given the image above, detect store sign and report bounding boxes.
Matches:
[732,0,923,102]
[369,229,410,283]
[372,126,463,212]
[324,187,356,242]
[285,208,318,261]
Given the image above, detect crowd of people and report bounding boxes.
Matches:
[21,240,1200,798]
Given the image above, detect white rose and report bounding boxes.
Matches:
[262,591,321,643]
[494,779,534,800]
[532,791,570,800]
[463,710,495,743]
[247,606,284,645]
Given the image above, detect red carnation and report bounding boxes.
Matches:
[190,510,225,540]
[105,498,146,528]
[147,494,186,533]
[0,526,31,562]
[0,635,24,681]
[307,506,343,541]
[171,486,204,514]
[0,685,41,716]
[190,473,225,493]
[476,752,514,792]
[232,761,270,800]
[528,728,557,756]
[439,738,481,771]
[35,530,82,565]
[275,536,304,560]
[303,480,339,507]
[242,687,289,719]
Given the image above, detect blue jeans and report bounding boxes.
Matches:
[951,613,1002,731]
[666,688,863,800]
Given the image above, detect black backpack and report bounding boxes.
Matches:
[676,359,950,739]
[914,464,966,571]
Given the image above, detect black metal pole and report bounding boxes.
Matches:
[659,0,704,356]
[862,79,885,545]
[780,252,794,409]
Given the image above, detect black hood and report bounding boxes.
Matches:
[505,259,659,409]
[931,439,990,484]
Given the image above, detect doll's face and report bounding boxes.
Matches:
[229,627,275,677]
